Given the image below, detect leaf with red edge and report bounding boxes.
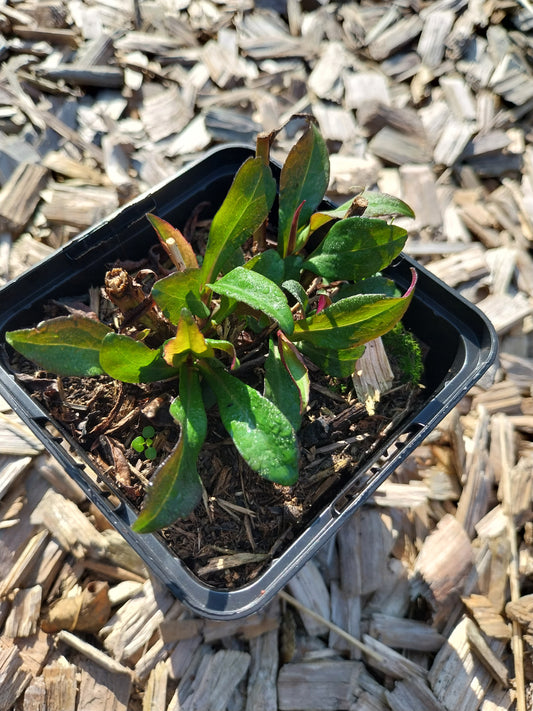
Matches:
[147,213,198,269]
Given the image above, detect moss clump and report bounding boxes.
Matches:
[382,323,423,385]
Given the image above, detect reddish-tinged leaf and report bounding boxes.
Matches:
[147,213,198,269]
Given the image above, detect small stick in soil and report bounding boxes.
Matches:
[278,590,384,662]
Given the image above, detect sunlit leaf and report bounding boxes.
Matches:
[201,361,298,485]
[303,217,408,282]
[282,279,308,314]
[6,316,112,377]
[163,309,214,365]
[146,213,198,269]
[132,364,206,532]
[291,269,417,350]
[205,338,239,369]
[208,266,294,335]
[360,190,415,219]
[151,269,207,323]
[201,157,276,284]
[100,333,180,383]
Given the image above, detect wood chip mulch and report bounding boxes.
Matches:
[1,1,533,710]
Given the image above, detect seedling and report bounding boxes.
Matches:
[6,116,417,533]
[131,426,158,460]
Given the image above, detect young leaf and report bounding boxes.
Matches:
[278,121,329,257]
[151,269,207,324]
[132,364,207,532]
[205,338,239,369]
[200,157,276,284]
[278,331,310,416]
[163,309,214,365]
[200,361,298,486]
[6,316,112,377]
[146,213,199,269]
[100,333,180,383]
[360,190,415,219]
[282,279,308,314]
[264,339,303,431]
[207,266,294,336]
[303,217,408,282]
[291,269,417,351]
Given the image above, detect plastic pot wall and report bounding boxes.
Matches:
[0,145,498,619]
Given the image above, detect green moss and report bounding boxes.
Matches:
[382,323,423,385]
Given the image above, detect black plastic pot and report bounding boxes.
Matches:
[0,145,498,619]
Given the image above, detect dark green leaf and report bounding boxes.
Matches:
[283,254,304,282]
[278,121,329,257]
[296,342,365,378]
[152,269,207,323]
[245,249,285,285]
[132,364,207,532]
[201,362,298,486]
[278,332,310,416]
[208,266,294,336]
[303,217,408,282]
[333,275,399,301]
[264,339,303,431]
[201,157,276,284]
[6,316,112,377]
[291,269,417,350]
[282,279,309,314]
[100,333,180,383]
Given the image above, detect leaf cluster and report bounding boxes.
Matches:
[6,116,417,532]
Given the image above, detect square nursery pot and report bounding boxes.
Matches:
[0,145,498,619]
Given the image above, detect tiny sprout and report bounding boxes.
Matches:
[131,427,158,459]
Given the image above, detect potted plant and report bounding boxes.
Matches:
[0,117,497,618]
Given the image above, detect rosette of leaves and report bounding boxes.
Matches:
[6,116,417,533]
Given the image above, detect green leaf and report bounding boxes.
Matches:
[278,331,310,416]
[146,213,199,269]
[152,270,207,324]
[278,121,329,257]
[132,364,207,532]
[264,339,303,431]
[282,279,308,314]
[303,217,408,282]
[207,266,294,336]
[201,362,298,486]
[245,249,285,285]
[297,342,366,378]
[283,254,304,282]
[100,333,180,383]
[360,190,415,219]
[333,275,399,301]
[291,269,417,350]
[205,338,240,369]
[163,309,214,365]
[201,157,276,284]
[6,316,112,377]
